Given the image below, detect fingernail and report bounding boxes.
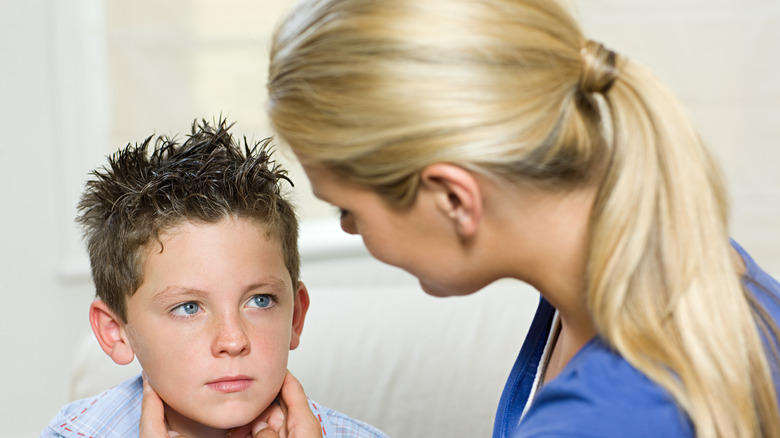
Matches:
[252,421,269,434]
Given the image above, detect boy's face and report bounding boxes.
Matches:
[121,217,306,435]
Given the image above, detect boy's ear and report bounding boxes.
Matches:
[420,163,483,238]
[289,282,310,350]
[89,299,135,365]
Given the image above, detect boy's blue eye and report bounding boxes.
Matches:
[248,294,275,309]
[171,302,201,317]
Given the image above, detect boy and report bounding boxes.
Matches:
[41,120,388,438]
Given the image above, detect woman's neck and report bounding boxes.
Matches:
[483,179,599,380]
[541,310,597,384]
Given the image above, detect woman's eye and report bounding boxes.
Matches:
[171,302,201,317]
[337,208,349,219]
[248,294,275,309]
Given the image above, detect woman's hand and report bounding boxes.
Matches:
[229,371,322,438]
[140,373,183,437]
[140,370,320,438]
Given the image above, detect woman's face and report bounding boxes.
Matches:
[300,159,599,303]
[300,162,492,297]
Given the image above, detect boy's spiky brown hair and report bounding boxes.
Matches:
[77,119,299,322]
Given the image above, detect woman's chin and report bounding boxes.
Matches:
[419,278,487,298]
[418,280,460,297]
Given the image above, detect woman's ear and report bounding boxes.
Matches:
[89,299,136,365]
[289,282,311,351]
[420,163,483,237]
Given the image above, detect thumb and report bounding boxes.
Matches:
[139,373,172,437]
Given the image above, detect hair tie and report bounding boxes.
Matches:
[579,40,619,94]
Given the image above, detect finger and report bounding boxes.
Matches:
[277,396,288,421]
[277,371,321,437]
[252,423,279,438]
[139,373,171,437]
[266,399,287,437]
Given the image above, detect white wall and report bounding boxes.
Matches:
[1,1,778,436]
[0,0,96,435]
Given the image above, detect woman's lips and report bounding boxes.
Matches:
[206,376,253,393]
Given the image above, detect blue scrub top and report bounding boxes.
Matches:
[493,241,780,438]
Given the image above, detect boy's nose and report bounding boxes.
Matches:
[212,314,251,357]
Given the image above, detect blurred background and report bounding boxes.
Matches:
[2,0,779,436]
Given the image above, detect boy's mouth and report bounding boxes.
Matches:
[206,375,254,393]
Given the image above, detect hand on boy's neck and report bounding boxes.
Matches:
[140,373,240,438]
[141,391,290,438]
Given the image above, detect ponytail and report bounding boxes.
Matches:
[587,54,780,437]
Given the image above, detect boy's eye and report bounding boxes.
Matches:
[171,301,201,317]
[247,294,275,309]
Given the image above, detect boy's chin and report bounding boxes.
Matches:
[164,404,262,436]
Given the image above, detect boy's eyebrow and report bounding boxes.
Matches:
[245,277,290,294]
[150,277,290,303]
[150,287,208,304]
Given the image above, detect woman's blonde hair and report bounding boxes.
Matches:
[267,0,780,436]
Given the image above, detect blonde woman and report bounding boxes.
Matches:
[256,0,780,437]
